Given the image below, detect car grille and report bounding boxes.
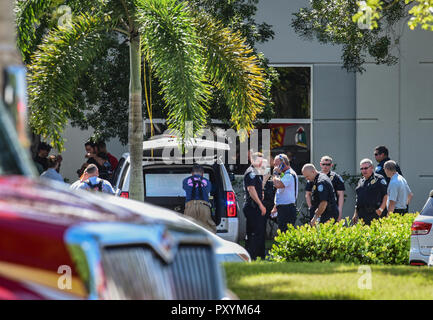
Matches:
[101,244,219,300]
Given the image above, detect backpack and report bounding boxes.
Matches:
[85,180,103,192]
[191,176,205,200]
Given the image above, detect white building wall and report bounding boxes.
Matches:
[356,25,433,212]
[255,0,343,63]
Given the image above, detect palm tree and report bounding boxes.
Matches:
[16,0,267,201]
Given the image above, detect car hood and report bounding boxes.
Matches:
[0,176,201,232]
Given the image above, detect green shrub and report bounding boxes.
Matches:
[268,213,418,265]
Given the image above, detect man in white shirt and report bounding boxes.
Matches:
[271,154,299,232]
[70,164,115,194]
[384,160,413,214]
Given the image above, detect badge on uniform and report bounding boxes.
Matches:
[249,172,256,179]
[371,179,376,185]
[313,185,317,191]
[381,179,387,185]
[318,185,324,192]
[339,176,344,183]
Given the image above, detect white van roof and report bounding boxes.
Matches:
[142,137,230,151]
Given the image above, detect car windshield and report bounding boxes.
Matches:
[0,101,36,176]
[420,196,433,217]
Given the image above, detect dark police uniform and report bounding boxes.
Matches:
[310,173,339,223]
[263,176,276,220]
[375,157,402,184]
[243,165,266,260]
[355,173,388,225]
[306,171,344,219]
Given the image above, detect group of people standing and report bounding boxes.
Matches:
[242,145,413,261]
[33,138,119,195]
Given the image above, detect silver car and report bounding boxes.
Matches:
[409,190,433,265]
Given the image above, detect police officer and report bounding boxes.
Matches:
[352,158,388,225]
[305,155,345,221]
[261,156,276,219]
[243,152,267,260]
[302,164,339,226]
[374,145,402,184]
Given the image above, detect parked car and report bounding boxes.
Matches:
[111,135,240,242]
[0,101,229,300]
[409,190,433,266]
[178,215,250,264]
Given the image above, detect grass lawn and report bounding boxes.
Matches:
[224,261,433,300]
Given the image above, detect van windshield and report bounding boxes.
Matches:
[145,173,210,197]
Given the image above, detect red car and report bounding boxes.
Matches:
[0,103,227,300]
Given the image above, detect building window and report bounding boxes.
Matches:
[143,66,312,175]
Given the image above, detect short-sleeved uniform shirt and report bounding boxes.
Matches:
[275,168,298,205]
[310,173,338,222]
[355,173,388,211]
[306,171,345,201]
[243,166,262,207]
[182,174,212,202]
[387,173,412,210]
[375,157,402,184]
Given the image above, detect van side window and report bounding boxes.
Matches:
[118,162,130,190]
[112,157,125,186]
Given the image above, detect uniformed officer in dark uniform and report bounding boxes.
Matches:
[243,152,267,260]
[353,158,388,225]
[305,156,345,221]
[301,164,339,226]
[374,145,402,184]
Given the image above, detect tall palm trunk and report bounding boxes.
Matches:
[128,32,144,201]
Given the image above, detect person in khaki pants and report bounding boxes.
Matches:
[182,164,216,233]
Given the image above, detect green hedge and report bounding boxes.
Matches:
[268,213,418,265]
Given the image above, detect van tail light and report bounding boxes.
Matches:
[411,221,432,235]
[120,192,129,199]
[410,261,427,266]
[226,191,237,217]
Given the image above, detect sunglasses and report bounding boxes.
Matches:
[374,153,380,156]
[360,167,371,171]
[321,163,332,166]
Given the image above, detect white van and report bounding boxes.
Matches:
[111,136,240,242]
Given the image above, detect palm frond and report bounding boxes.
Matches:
[194,11,267,134]
[28,13,110,150]
[15,0,56,63]
[136,0,211,138]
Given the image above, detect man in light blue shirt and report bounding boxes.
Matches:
[70,164,115,194]
[384,160,413,214]
[271,154,298,232]
[40,155,64,183]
